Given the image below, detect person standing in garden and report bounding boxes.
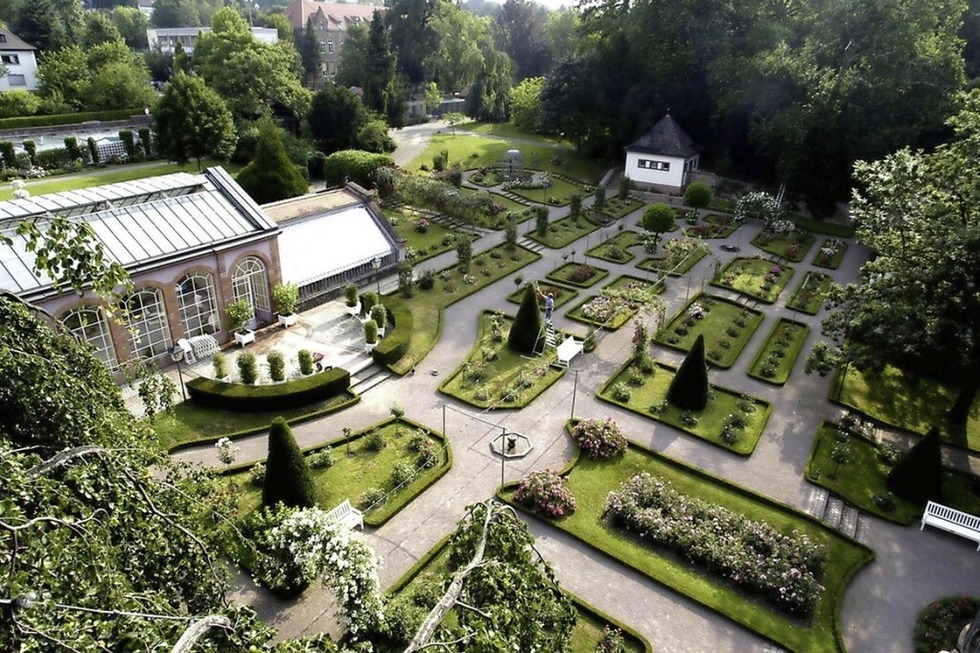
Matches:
[538,287,555,325]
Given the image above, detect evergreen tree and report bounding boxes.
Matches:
[886,428,944,504]
[666,334,708,410]
[508,284,544,355]
[262,417,317,508]
[363,10,395,117]
[299,17,322,87]
[236,117,309,204]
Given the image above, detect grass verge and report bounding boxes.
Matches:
[785,271,832,315]
[655,293,764,369]
[526,213,601,249]
[747,318,810,385]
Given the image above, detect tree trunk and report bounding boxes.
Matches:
[948,373,979,438]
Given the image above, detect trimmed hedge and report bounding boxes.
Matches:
[0,108,144,130]
[372,303,413,367]
[323,149,394,187]
[186,367,350,412]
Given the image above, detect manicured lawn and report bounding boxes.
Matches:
[526,213,602,249]
[224,418,451,526]
[508,176,582,206]
[655,294,764,369]
[457,121,570,146]
[500,443,872,653]
[712,257,795,304]
[386,244,540,375]
[805,421,980,524]
[751,229,816,261]
[835,365,980,452]
[586,230,644,264]
[811,238,849,269]
[747,318,810,385]
[439,311,565,408]
[599,360,771,455]
[387,207,467,263]
[457,186,527,214]
[547,261,610,288]
[595,196,644,220]
[786,271,833,314]
[566,275,664,331]
[387,538,651,653]
[787,214,856,238]
[636,239,708,277]
[152,391,357,450]
[0,159,245,200]
[506,280,579,308]
[408,133,605,184]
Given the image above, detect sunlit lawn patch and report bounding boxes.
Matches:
[566,275,664,331]
[747,318,810,385]
[752,228,815,261]
[509,177,583,206]
[786,271,833,314]
[526,213,602,249]
[387,207,467,263]
[546,261,610,288]
[655,293,764,369]
[712,257,795,304]
[811,238,848,269]
[586,230,644,264]
[500,442,872,653]
[595,196,645,219]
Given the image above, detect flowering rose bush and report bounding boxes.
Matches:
[570,264,596,283]
[414,218,429,233]
[604,473,825,616]
[514,469,576,518]
[582,295,618,322]
[215,437,239,465]
[572,418,628,460]
[688,302,707,319]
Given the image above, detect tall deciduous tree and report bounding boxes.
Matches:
[426,6,487,94]
[111,6,150,50]
[308,83,368,152]
[509,76,545,133]
[385,0,441,84]
[236,116,309,204]
[465,34,512,123]
[38,40,156,111]
[335,22,368,88]
[14,0,84,51]
[492,0,551,81]
[153,71,236,168]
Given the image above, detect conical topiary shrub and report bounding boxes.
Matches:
[508,285,544,355]
[666,334,708,411]
[886,427,943,504]
[262,417,316,509]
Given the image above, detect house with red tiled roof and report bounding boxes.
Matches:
[624,114,701,192]
[0,27,39,92]
[283,1,384,77]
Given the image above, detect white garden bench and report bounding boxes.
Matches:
[921,501,980,550]
[326,499,364,531]
[556,336,584,368]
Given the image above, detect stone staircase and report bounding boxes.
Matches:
[347,357,392,396]
[429,213,493,237]
[805,486,871,542]
[497,189,533,206]
[518,236,546,253]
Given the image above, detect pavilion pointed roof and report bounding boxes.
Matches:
[626,114,699,158]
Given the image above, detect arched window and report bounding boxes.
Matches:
[123,288,172,359]
[232,257,270,313]
[176,273,219,337]
[62,307,117,368]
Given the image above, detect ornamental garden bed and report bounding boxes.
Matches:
[786,271,833,314]
[508,176,582,206]
[500,440,872,653]
[684,221,738,239]
[385,538,652,653]
[598,359,771,455]
[506,280,579,309]
[594,196,645,220]
[834,365,980,452]
[439,311,566,409]
[636,238,709,277]
[751,227,816,261]
[547,261,610,288]
[805,421,980,524]
[384,244,541,375]
[566,275,664,331]
[655,294,764,369]
[712,257,795,304]
[526,213,602,249]
[224,417,451,527]
[586,230,644,263]
[914,596,980,653]
[387,207,463,263]
[747,318,810,385]
[812,238,848,269]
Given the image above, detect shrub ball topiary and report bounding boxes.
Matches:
[666,334,709,410]
[887,427,943,504]
[237,351,258,385]
[508,284,544,355]
[572,418,628,460]
[684,181,713,209]
[262,417,317,509]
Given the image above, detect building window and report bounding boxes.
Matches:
[232,256,270,313]
[62,307,117,368]
[177,273,219,337]
[327,41,334,54]
[1,54,19,65]
[638,159,670,171]
[0,35,6,43]
[123,288,172,359]
[6,74,26,86]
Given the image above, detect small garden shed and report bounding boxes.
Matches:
[624,114,700,193]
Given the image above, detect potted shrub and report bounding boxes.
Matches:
[364,319,379,352]
[273,282,300,327]
[226,299,255,346]
[267,350,286,382]
[344,283,360,316]
[298,349,315,376]
[212,352,230,382]
[370,303,387,337]
[360,291,378,322]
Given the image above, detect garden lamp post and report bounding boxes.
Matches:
[372,256,382,294]
[169,345,187,402]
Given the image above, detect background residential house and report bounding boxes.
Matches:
[146,26,278,54]
[0,28,39,92]
[283,1,383,77]
[624,114,701,193]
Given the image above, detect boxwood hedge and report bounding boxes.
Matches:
[186,367,350,412]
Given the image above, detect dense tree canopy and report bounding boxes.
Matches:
[308,84,369,152]
[236,117,309,204]
[154,71,236,167]
[37,40,156,111]
[492,0,551,81]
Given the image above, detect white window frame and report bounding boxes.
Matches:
[232,256,270,313]
[62,307,117,368]
[638,158,670,171]
[177,273,220,337]
[124,288,172,359]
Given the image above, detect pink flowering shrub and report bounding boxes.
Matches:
[604,472,825,616]
[514,469,576,518]
[572,418,628,460]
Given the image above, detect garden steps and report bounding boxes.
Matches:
[807,487,872,542]
[805,486,830,518]
[430,214,493,236]
[518,237,546,253]
[498,190,533,205]
[348,361,392,395]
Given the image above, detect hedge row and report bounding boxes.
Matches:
[372,303,413,367]
[186,367,350,412]
[323,149,394,187]
[0,109,145,131]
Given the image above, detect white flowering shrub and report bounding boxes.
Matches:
[215,437,239,465]
[733,191,780,225]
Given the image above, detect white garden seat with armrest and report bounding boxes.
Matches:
[921,501,980,550]
[326,499,364,530]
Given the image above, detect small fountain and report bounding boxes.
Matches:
[490,431,532,459]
